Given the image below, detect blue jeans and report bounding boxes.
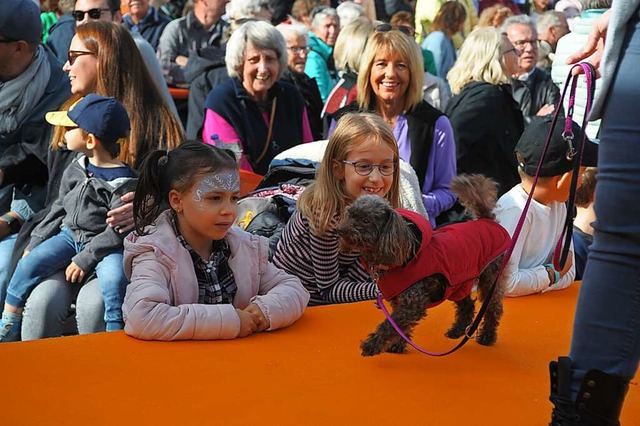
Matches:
[21,272,105,340]
[568,14,640,396]
[22,272,105,341]
[0,234,17,307]
[6,227,128,331]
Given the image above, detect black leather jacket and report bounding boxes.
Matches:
[511,67,562,124]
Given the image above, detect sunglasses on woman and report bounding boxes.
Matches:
[72,8,111,21]
[375,24,415,37]
[68,50,95,65]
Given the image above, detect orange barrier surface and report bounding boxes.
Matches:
[168,86,189,100]
[240,170,263,196]
[2,283,638,425]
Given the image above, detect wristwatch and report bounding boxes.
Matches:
[0,213,21,234]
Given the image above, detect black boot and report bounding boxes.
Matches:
[550,357,578,424]
[549,357,630,426]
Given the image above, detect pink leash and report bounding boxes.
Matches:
[376,62,597,356]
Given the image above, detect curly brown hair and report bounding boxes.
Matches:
[478,5,515,28]
[575,167,598,207]
[430,1,467,36]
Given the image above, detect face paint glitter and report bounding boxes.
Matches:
[193,171,240,203]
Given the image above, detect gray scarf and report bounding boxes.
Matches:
[0,46,51,134]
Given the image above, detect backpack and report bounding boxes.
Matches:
[236,160,318,259]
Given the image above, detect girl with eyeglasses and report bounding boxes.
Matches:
[273,113,402,306]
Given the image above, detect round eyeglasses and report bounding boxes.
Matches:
[342,160,396,176]
[287,46,311,55]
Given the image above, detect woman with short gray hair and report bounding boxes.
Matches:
[203,21,313,174]
[277,23,324,140]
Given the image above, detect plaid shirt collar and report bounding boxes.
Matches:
[170,212,237,304]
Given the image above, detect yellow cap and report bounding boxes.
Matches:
[44,98,83,127]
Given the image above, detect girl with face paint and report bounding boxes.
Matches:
[122,142,309,341]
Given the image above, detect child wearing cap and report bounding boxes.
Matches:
[494,116,599,297]
[0,95,137,342]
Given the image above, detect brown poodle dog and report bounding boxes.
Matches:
[337,175,511,357]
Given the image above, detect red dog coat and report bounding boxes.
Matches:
[375,209,511,306]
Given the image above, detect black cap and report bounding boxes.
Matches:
[515,116,598,177]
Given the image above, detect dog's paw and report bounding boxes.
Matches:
[360,336,384,357]
[476,331,497,346]
[385,340,408,354]
[445,326,466,339]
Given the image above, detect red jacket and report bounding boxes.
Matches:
[375,209,511,306]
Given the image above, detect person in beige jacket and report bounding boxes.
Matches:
[122,142,309,341]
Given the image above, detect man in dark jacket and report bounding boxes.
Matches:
[503,15,561,124]
[45,12,76,62]
[157,0,229,84]
[184,44,230,139]
[122,0,171,50]
[0,0,71,303]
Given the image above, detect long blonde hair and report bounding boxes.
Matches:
[447,26,512,95]
[297,112,401,235]
[357,29,424,113]
[52,22,184,168]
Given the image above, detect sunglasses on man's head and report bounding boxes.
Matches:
[68,50,95,65]
[72,8,111,21]
[375,24,415,37]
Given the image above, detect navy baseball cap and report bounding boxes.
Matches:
[0,0,42,44]
[515,116,598,177]
[45,95,131,146]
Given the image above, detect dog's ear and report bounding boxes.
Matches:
[375,208,414,266]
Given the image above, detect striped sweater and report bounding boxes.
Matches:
[273,211,377,306]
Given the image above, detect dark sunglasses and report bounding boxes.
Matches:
[375,24,415,37]
[72,8,111,21]
[68,50,95,65]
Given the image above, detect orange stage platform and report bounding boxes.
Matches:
[2,283,638,425]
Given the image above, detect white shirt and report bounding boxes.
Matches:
[495,184,575,297]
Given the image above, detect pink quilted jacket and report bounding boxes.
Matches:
[122,210,310,340]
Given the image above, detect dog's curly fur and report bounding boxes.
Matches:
[337,174,506,357]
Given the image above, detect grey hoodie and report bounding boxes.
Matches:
[26,154,137,273]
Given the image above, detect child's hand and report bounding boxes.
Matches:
[245,303,270,332]
[65,262,85,283]
[235,308,258,338]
